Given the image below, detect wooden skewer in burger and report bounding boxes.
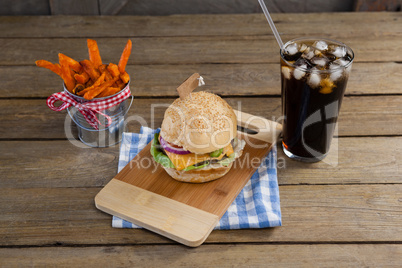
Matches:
[150,73,245,183]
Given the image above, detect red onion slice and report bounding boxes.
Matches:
[159,135,191,155]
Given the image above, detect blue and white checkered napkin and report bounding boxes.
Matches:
[112,127,282,230]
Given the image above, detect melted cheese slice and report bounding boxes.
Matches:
[223,143,234,156]
[165,143,234,171]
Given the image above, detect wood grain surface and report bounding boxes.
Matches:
[1,96,401,139]
[1,244,401,267]
[2,62,401,98]
[0,13,400,38]
[1,137,401,188]
[0,0,357,16]
[1,185,401,246]
[0,13,401,266]
[1,35,401,66]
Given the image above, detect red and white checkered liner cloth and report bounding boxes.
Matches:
[46,85,131,130]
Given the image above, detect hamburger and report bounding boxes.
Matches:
[151,91,245,183]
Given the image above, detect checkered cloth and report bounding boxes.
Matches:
[46,84,131,130]
[112,127,282,230]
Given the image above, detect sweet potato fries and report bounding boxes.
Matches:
[36,39,132,100]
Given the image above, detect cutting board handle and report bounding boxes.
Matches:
[234,109,282,144]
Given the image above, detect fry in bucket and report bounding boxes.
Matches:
[96,86,121,98]
[73,84,85,94]
[107,63,120,78]
[36,39,132,99]
[74,71,90,85]
[83,77,118,100]
[77,72,106,96]
[59,53,82,72]
[99,64,114,81]
[118,39,132,73]
[87,39,103,68]
[120,72,130,84]
[80,59,101,81]
[35,60,62,76]
[59,53,76,92]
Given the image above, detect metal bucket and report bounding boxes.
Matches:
[65,83,133,147]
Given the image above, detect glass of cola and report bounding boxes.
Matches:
[280,37,354,162]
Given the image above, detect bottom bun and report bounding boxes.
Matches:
[163,162,233,183]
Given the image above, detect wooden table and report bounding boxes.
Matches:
[1,12,401,266]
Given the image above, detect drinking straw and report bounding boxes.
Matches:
[258,0,284,48]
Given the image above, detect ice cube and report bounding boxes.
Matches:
[314,40,328,51]
[285,43,298,55]
[294,65,306,80]
[295,57,314,69]
[311,57,328,67]
[303,50,315,60]
[329,63,341,69]
[295,57,307,66]
[330,69,343,81]
[299,43,308,53]
[314,49,323,56]
[308,69,321,88]
[334,58,349,67]
[332,46,347,58]
[329,63,345,81]
[281,66,291,79]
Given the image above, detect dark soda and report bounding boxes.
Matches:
[280,38,354,161]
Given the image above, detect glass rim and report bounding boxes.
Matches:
[280,37,354,73]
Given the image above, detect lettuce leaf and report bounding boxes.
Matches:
[209,148,223,157]
[150,133,175,168]
[217,153,236,166]
[151,132,237,171]
[182,161,209,171]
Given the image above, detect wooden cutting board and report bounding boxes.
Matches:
[95,110,282,247]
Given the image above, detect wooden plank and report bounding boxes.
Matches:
[49,0,99,15]
[0,35,401,66]
[115,0,354,15]
[99,0,128,15]
[0,185,400,246]
[0,0,50,16]
[278,136,402,184]
[355,0,402,11]
[0,244,400,267]
[1,137,401,189]
[0,13,400,38]
[0,140,120,188]
[338,96,402,136]
[1,96,401,139]
[2,62,401,98]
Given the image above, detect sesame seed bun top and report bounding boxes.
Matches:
[160,91,237,154]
